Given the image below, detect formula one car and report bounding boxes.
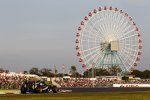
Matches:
[20,80,58,94]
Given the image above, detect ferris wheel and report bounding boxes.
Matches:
[75,6,142,73]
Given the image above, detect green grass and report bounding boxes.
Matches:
[0,91,150,100]
[0,89,19,92]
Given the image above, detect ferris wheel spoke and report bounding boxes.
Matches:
[111,12,119,32]
[118,51,128,65]
[119,30,137,40]
[92,49,104,65]
[88,51,103,68]
[86,22,100,36]
[119,16,128,29]
[81,32,102,41]
[93,52,103,65]
[119,39,139,44]
[119,24,133,38]
[116,54,126,71]
[119,48,134,63]
[116,16,126,31]
[87,19,106,39]
[120,47,137,65]
[95,53,105,68]
[120,35,137,42]
[96,13,109,36]
[84,53,97,66]
[118,52,130,71]
[82,47,100,59]
[112,23,120,39]
[119,49,136,59]
[121,47,138,52]
[121,46,138,55]
[82,28,103,40]
[96,13,113,40]
[117,23,131,39]
[94,20,107,38]
[93,25,106,40]
[85,22,99,36]
[81,45,100,54]
[104,12,111,34]
[120,19,129,30]
[99,23,112,41]
[120,45,138,50]
[119,46,136,60]
[115,14,130,39]
[83,26,101,39]
[97,23,107,38]
[121,20,132,33]
[106,12,111,32]
[115,18,128,39]
[81,38,100,46]
[113,13,124,33]
[119,42,138,47]
[111,12,119,31]
[85,51,101,65]
[111,12,119,38]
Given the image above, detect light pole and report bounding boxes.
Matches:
[62,64,65,78]
[92,63,95,87]
[54,65,56,79]
[92,63,95,78]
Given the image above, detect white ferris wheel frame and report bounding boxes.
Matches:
[76,6,142,72]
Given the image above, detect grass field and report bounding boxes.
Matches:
[0,91,150,100]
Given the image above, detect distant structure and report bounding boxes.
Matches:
[75,6,142,74]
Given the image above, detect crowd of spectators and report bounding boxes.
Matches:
[1,72,150,89]
[0,73,28,89]
[55,78,150,88]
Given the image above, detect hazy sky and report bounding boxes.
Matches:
[0,0,149,73]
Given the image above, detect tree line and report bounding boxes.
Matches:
[1,66,150,79]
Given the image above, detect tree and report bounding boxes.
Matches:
[57,73,69,77]
[74,72,82,78]
[54,69,58,77]
[29,67,39,75]
[142,70,150,79]
[39,68,53,77]
[54,65,58,77]
[97,68,110,76]
[131,70,142,78]
[83,70,89,78]
[5,70,9,73]
[70,65,77,77]
[83,68,110,77]
[0,68,5,73]
[108,66,121,76]
[122,76,129,82]
[23,71,28,74]
[0,68,9,73]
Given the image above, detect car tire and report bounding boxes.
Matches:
[21,85,27,94]
[52,86,58,93]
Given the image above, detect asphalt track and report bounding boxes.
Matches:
[1,87,150,94]
[60,87,150,93]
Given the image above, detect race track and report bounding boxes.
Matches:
[60,87,150,93]
[1,87,150,94]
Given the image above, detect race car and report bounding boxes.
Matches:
[20,80,58,94]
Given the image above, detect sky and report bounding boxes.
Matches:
[0,0,149,73]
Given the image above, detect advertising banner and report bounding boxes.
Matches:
[113,84,150,87]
